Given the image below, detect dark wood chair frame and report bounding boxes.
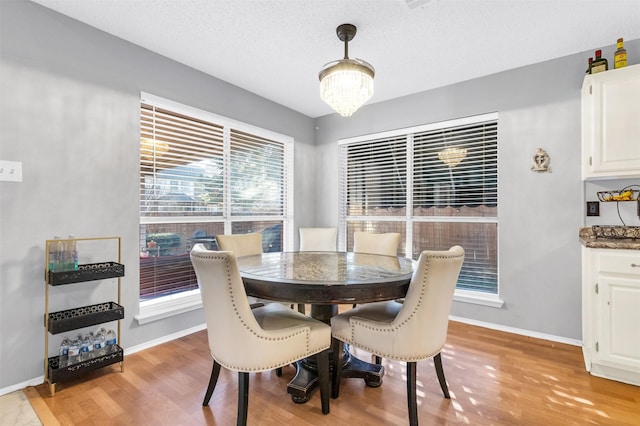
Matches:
[203,349,330,426]
[331,339,449,426]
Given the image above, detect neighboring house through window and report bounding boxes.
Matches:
[339,112,499,299]
[139,93,293,306]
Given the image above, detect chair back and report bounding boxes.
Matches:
[353,231,401,257]
[299,227,337,251]
[393,246,464,358]
[190,245,268,368]
[215,233,263,257]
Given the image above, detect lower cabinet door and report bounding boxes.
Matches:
[598,276,640,370]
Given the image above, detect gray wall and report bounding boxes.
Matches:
[0,1,316,391]
[2,0,638,392]
[315,38,640,340]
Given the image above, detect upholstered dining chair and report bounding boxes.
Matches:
[330,246,465,426]
[215,233,263,257]
[190,245,331,425]
[351,231,402,311]
[353,231,401,257]
[299,227,338,252]
[216,232,306,313]
[215,233,267,308]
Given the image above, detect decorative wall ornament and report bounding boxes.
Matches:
[531,148,551,173]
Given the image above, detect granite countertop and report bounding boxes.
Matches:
[579,226,640,250]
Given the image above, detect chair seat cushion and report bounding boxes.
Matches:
[252,303,331,362]
[331,301,402,355]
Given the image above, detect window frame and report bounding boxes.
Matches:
[136,93,294,323]
[338,112,503,307]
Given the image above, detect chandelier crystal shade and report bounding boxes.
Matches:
[319,24,375,117]
[438,146,467,168]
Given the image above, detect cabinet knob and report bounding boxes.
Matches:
[631,263,639,268]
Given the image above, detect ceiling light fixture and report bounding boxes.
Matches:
[140,138,169,162]
[319,23,375,117]
[438,146,467,168]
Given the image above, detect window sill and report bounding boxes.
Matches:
[453,289,504,308]
[134,288,501,325]
[135,289,202,325]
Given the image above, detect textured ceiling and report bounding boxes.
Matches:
[31,0,640,118]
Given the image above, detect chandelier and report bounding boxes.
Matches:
[438,146,467,168]
[140,138,169,162]
[319,24,375,117]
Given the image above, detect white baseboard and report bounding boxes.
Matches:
[123,323,207,356]
[0,323,207,397]
[0,377,44,397]
[450,315,582,347]
[2,318,580,397]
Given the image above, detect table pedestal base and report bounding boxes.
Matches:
[287,304,385,403]
[287,350,385,403]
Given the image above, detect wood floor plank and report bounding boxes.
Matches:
[25,320,640,425]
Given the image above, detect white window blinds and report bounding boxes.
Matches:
[342,135,407,216]
[339,113,499,295]
[413,119,498,215]
[140,102,224,217]
[229,129,288,216]
[139,95,293,301]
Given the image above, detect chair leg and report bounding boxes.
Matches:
[331,338,343,399]
[407,362,418,426]
[433,352,450,399]
[316,348,330,414]
[203,360,222,406]
[374,355,382,365]
[237,372,249,426]
[297,303,305,314]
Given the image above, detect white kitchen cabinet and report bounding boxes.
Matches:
[581,64,640,180]
[582,247,640,386]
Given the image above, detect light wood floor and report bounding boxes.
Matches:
[26,320,640,425]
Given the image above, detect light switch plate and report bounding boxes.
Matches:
[0,160,23,182]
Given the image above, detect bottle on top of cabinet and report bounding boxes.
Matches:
[586,57,593,74]
[614,38,627,69]
[590,49,608,74]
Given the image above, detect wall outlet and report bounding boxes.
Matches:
[0,160,23,182]
[587,201,599,216]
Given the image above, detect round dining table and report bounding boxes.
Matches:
[237,251,415,403]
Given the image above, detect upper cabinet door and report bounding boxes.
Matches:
[582,64,640,180]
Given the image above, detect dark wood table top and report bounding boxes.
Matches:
[237,251,415,305]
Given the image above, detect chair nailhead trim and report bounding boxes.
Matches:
[346,253,463,362]
[193,251,330,371]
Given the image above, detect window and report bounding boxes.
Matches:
[140,94,293,301]
[339,113,498,295]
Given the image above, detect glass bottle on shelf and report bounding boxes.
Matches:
[614,38,627,69]
[64,235,78,271]
[86,332,95,361]
[590,49,608,74]
[79,333,91,362]
[93,329,106,357]
[105,329,117,353]
[59,337,71,368]
[67,337,81,365]
[48,236,64,272]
